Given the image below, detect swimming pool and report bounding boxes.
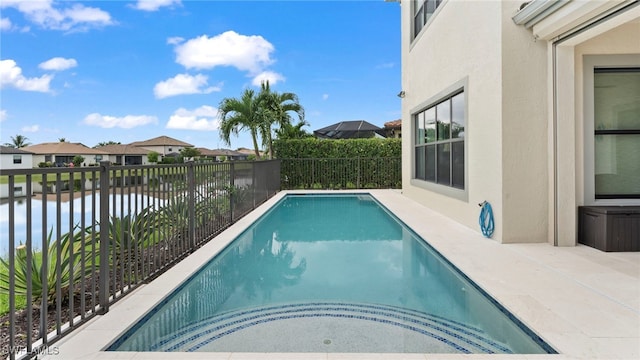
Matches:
[107,193,555,354]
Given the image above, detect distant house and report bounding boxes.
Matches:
[205,148,250,162]
[22,142,107,167]
[95,144,150,165]
[0,146,34,170]
[236,147,263,159]
[130,136,193,158]
[384,119,402,139]
[0,145,33,198]
[314,120,386,139]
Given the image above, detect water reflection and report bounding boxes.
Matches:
[0,189,164,255]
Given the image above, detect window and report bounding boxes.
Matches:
[414,91,465,189]
[593,67,640,199]
[413,0,443,38]
[13,155,21,164]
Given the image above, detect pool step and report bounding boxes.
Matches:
[148,302,513,353]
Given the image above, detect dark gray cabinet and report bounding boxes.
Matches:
[578,206,640,252]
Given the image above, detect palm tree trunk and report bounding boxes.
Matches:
[250,129,261,160]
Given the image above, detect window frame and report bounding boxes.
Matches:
[411,0,445,41]
[583,55,640,205]
[13,155,22,164]
[410,78,468,202]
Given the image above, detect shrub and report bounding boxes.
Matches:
[0,226,99,302]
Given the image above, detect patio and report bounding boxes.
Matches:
[43,190,639,360]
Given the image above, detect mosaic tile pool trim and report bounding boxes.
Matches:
[144,302,513,353]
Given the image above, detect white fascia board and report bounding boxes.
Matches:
[512,0,570,27]
[531,0,628,40]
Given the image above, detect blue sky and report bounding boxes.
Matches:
[0,0,401,150]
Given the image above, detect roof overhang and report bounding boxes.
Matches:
[512,0,638,41]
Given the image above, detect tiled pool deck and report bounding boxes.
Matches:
[45,190,640,360]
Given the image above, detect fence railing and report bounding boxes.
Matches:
[0,160,280,360]
[280,157,401,190]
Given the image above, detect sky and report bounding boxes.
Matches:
[0,0,401,151]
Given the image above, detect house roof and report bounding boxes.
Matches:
[95,144,150,155]
[208,148,247,157]
[314,120,386,139]
[0,146,34,155]
[384,119,402,129]
[23,142,108,155]
[130,136,193,147]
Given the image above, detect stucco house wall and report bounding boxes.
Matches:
[402,0,639,246]
[401,0,549,243]
[0,150,34,170]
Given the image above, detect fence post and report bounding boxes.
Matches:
[187,161,196,250]
[229,162,235,222]
[98,161,110,314]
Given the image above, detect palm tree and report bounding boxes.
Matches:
[95,141,121,148]
[275,120,313,140]
[258,81,305,159]
[218,89,264,160]
[4,134,31,148]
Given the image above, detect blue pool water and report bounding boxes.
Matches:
[108,194,555,354]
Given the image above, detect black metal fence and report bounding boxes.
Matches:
[0,160,280,360]
[280,157,401,190]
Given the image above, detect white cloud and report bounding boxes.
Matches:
[0,59,52,92]
[251,71,285,87]
[166,105,219,131]
[154,73,221,99]
[133,0,181,12]
[21,124,39,132]
[0,109,6,122]
[322,94,329,100]
[167,36,184,45]
[175,31,275,74]
[39,57,77,71]
[0,17,11,30]
[376,62,395,69]
[83,113,158,129]
[0,0,113,31]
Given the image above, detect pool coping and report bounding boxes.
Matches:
[43,190,640,360]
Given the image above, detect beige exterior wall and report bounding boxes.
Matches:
[552,20,640,246]
[0,153,33,169]
[140,145,185,156]
[401,0,549,243]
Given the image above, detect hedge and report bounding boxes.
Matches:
[273,138,401,159]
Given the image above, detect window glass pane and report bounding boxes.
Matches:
[436,143,450,185]
[415,112,425,145]
[451,92,465,139]
[425,145,436,182]
[426,0,436,17]
[452,141,464,189]
[425,107,436,143]
[13,155,21,164]
[415,146,425,180]
[595,134,640,197]
[414,5,424,36]
[437,100,451,141]
[594,69,640,130]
